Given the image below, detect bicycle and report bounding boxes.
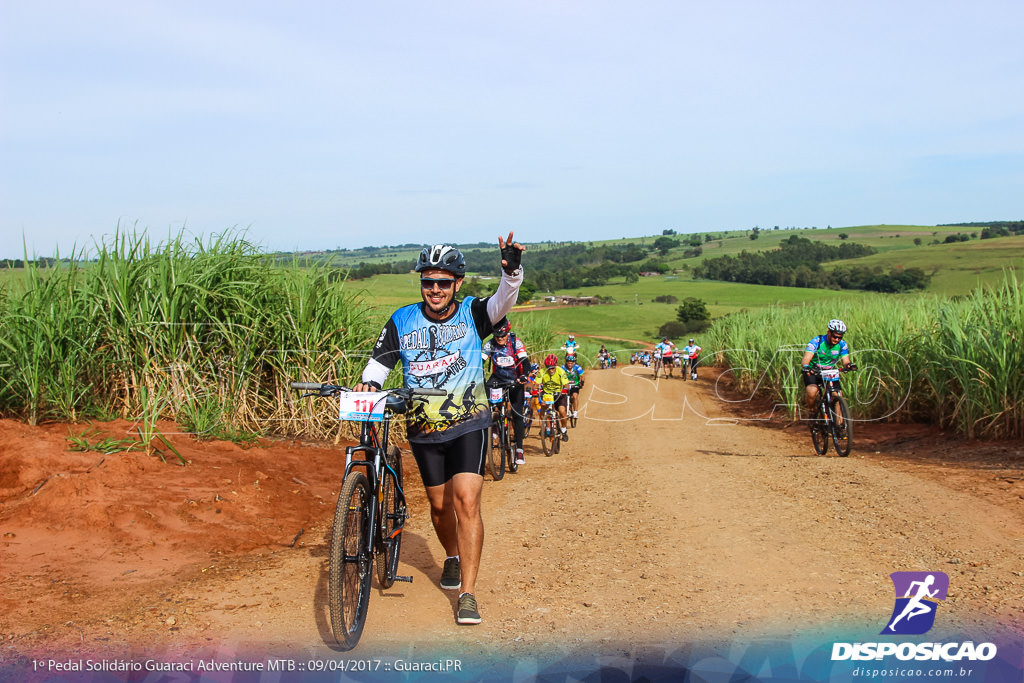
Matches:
[538,392,561,456]
[566,381,580,428]
[522,390,537,438]
[486,379,517,478]
[804,365,856,457]
[652,355,662,380]
[683,356,698,382]
[290,382,443,650]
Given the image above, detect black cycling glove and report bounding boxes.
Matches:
[501,242,523,275]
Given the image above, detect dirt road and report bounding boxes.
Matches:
[1,365,1022,677]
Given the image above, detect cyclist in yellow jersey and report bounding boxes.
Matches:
[539,354,571,441]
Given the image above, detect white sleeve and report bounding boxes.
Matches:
[485,266,523,324]
[361,357,392,388]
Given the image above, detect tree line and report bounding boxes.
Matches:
[690,235,928,292]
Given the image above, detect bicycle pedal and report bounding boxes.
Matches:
[394,575,413,583]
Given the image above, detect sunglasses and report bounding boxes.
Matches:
[420,278,456,291]
[829,331,844,339]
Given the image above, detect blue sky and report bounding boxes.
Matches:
[2,1,1022,259]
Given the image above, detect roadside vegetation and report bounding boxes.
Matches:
[3,221,1021,443]
[703,272,1024,439]
[0,231,382,447]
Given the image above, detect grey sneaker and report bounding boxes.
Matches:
[457,593,481,625]
[561,430,569,442]
[440,557,461,591]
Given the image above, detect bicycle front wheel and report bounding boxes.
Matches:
[488,421,505,481]
[831,397,853,457]
[376,445,405,589]
[329,472,373,650]
[540,412,553,456]
[504,413,518,473]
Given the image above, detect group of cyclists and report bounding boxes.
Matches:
[630,336,703,380]
[351,236,856,629]
[479,323,586,466]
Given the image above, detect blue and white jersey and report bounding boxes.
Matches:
[367,297,492,443]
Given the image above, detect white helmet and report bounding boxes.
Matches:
[827,319,847,334]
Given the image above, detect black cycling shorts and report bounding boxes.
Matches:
[410,428,486,488]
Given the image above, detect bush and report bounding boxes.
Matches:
[659,319,709,338]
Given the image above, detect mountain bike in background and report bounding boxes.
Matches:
[538,392,561,457]
[486,379,517,478]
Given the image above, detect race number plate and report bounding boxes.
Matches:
[820,368,841,380]
[541,393,555,404]
[338,391,387,422]
[488,387,504,403]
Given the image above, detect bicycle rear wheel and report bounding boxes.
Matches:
[329,472,372,650]
[830,396,853,457]
[810,403,830,455]
[376,445,405,589]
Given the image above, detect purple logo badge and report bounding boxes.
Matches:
[882,571,949,635]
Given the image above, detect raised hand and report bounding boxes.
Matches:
[498,231,525,274]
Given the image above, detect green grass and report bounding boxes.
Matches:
[513,278,868,344]
[825,235,1024,295]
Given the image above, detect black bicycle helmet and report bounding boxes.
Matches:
[415,244,467,277]
[493,317,512,336]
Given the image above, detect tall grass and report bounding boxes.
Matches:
[0,230,381,443]
[704,269,1024,439]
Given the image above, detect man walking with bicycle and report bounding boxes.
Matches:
[355,234,524,626]
[482,317,530,465]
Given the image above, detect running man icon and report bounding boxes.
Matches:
[882,571,949,635]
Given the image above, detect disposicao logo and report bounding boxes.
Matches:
[831,571,998,663]
[882,571,949,635]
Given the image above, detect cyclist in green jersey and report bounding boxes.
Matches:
[801,319,854,425]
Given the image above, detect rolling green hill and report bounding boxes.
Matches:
[336,223,1022,343]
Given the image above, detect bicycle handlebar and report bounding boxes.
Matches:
[290,382,325,391]
[802,364,857,375]
[289,382,447,397]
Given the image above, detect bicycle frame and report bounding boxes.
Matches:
[343,418,406,554]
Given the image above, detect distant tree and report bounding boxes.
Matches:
[662,229,677,235]
[913,237,922,246]
[838,233,849,240]
[676,297,710,325]
[653,236,679,255]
